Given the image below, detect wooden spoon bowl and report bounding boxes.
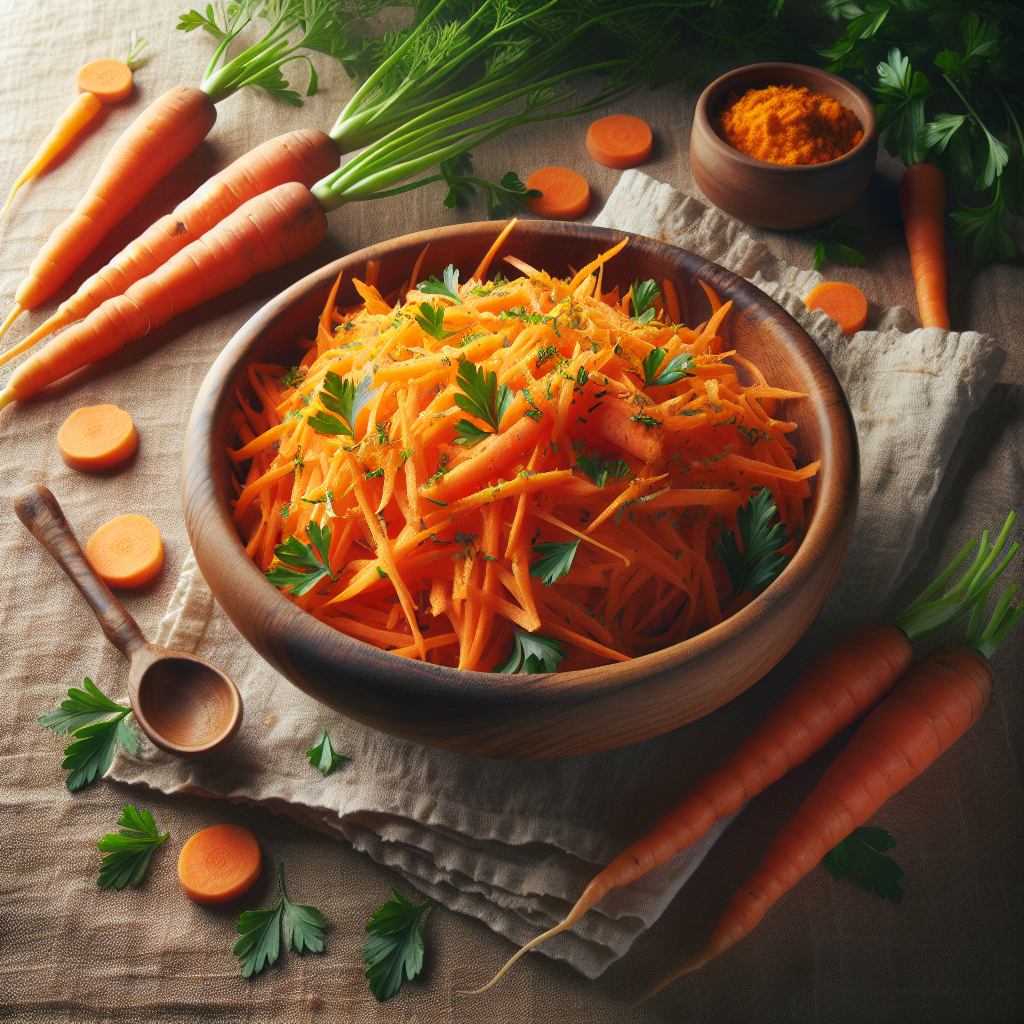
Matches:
[183,221,858,758]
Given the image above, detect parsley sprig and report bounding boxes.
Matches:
[308,371,378,438]
[530,539,579,587]
[824,826,904,904]
[713,489,789,602]
[640,348,694,388]
[630,279,662,324]
[306,730,350,777]
[414,302,453,342]
[805,216,870,270]
[266,522,337,597]
[40,678,138,791]
[439,154,542,219]
[418,264,461,303]
[362,889,435,1001]
[96,805,169,890]
[452,358,513,445]
[235,863,327,978]
[494,628,566,674]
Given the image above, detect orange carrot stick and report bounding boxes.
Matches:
[899,162,949,329]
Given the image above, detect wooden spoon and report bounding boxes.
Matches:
[15,484,242,755]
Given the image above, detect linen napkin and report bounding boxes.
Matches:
[109,170,1004,979]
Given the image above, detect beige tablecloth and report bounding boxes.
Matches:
[1,3,1021,1022]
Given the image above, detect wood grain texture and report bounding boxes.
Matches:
[15,483,243,756]
[690,62,879,231]
[182,221,858,758]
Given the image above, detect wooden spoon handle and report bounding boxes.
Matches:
[14,484,147,659]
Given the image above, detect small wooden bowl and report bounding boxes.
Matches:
[690,62,878,231]
[183,221,858,758]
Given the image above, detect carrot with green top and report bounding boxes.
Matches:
[0,1,341,344]
[642,546,1022,1001]
[466,513,1018,993]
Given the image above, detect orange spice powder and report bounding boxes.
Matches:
[718,84,863,166]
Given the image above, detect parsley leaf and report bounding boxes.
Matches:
[713,488,789,601]
[641,348,694,388]
[39,676,125,734]
[453,358,512,434]
[266,523,337,597]
[530,539,579,587]
[308,372,378,438]
[576,451,630,487]
[483,171,542,220]
[418,264,461,303]
[414,302,453,341]
[306,730,350,777]
[362,889,434,1001]
[453,419,492,447]
[630,279,661,324]
[41,678,138,791]
[874,48,932,167]
[235,863,327,978]
[96,805,169,889]
[951,179,1017,266]
[824,826,904,904]
[439,152,476,209]
[494,628,566,674]
[805,217,870,270]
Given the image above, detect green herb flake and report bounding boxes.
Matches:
[530,539,580,587]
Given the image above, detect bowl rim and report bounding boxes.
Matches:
[694,61,878,174]
[183,220,857,715]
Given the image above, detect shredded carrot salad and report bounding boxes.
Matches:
[229,227,819,673]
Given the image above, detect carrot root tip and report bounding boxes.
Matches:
[0,304,24,341]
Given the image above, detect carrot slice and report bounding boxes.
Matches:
[77,59,134,104]
[177,824,262,905]
[85,513,164,589]
[803,281,868,335]
[525,167,590,220]
[585,114,653,169]
[57,404,138,471]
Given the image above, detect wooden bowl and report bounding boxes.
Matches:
[183,221,858,758]
[690,62,878,230]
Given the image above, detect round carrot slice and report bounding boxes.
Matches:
[77,59,134,105]
[178,824,262,905]
[585,114,653,169]
[57,404,138,472]
[85,513,164,589]
[803,281,868,335]
[525,167,591,220]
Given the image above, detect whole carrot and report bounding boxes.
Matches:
[0,129,340,367]
[641,573,1022,1001]
[465,514,1018,994]
[899,162,949,329]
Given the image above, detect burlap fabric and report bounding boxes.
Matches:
[1,3,1020,1021]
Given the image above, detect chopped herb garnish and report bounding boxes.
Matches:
[530,539,579,587]
[308,372,379,438]
[453,358,513,438]
[576,451,630,487]
[280,366,306,388]
[641,348,694,388]
[631,412,662,429]
[418,264,461,303]
[630,279,661,324]
[494,628,566,674]
[266,522,337,596]
[414,302,453,341]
